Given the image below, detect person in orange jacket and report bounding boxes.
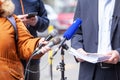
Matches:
[0,0,51,80]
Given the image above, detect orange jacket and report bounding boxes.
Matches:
[0,15,40,80]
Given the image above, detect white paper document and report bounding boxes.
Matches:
[69,48,110,63]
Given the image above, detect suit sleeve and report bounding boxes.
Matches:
[71,0,83,50]
[71,26,83,50]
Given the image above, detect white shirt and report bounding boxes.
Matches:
[97,0,115,54]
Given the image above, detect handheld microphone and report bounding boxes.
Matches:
[44,29,58,41]
[34,29,58,53]
[33,37,61,55]
[52,18,82,57]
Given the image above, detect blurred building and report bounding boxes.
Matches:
[43,0,77,34]
[43,0,77,13]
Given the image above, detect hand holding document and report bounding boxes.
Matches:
[69,48,111,63]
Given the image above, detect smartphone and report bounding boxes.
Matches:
[26,12,38,19]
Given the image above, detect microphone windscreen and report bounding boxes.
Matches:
[63,18,82,40]
[52,37,61,45]
[50,29,58,37]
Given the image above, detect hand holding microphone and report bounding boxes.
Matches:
[33,37,61,57]
[34,29,58,53]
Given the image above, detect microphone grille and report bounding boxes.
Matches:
[53,37,61,45]
[50,29,58,37]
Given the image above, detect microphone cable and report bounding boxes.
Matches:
[24,53,38,80]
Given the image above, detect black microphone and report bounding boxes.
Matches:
[44,29,58,41]
[33,37,61,55]
[34,29,58,53]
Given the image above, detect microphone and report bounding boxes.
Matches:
[44,29,58,41]
[34,29,58,53]
[52,18,82,57]
[33,37,61,55]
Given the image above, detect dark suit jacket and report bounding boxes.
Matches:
[71,0,120,80]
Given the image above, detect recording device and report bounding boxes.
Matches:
[33,37,61,55]
[26,12,38,19]
[52,18,82,57]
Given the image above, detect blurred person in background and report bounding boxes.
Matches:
[71,0,120,80]
[12,0,49,80]
[0,0,50,80]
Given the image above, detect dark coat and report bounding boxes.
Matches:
[13,0,49,37]
[71,0,120,80]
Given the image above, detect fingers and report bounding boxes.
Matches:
[40,46,51,54]
[38,38,48,49]
[109,50,119,64]
[76,58,84,62]
[26,16,38,26]
[17,14,38,26]
[39,38,45,42]
[113,58,118,64]
[76,48,87,62]
[38,38,51,54]
[17,14,28,21]
[104,50,120,64]
[77,48,88,55]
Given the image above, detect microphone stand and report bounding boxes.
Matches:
[56,44,69,80]
[50,53,53,80]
